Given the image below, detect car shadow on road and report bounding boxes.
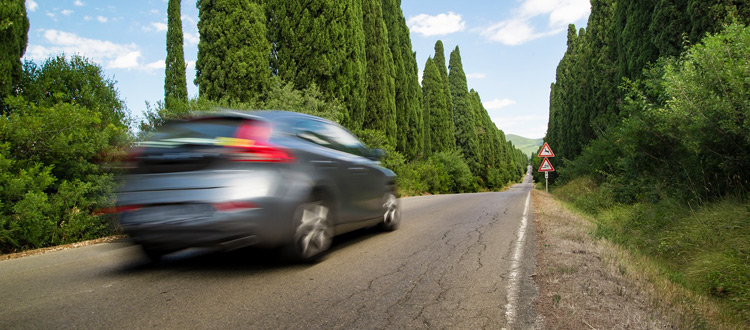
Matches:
[110,226,383,275]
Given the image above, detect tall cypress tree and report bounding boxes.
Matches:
[0,0,29,107]
[362,0,397,144]
[165,0,188,109]
[422,57,455,154]
[195,0,270,102]
[448,46,481,177]
[267,0,366,128]
[380,0,423,159]
[432,40,455,137]
[381,0,405,151]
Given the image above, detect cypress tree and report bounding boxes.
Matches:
[362,0,397,144]
[586,0,619,134]
[267,0,366,128]
[381,0,406,152]
[615,0,659,81]
[432,40,455,137]
[165,0,188,109]
[448,46,481,178]
[0,0,29,107]
[195,0,270,103]
[381,0,423,159]
[649,0,689,58]
[422,57,455,154]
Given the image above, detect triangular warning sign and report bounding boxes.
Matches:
[538,142,555,157]
[538,158,555,172]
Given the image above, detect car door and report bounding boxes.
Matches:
[320,123,386,221]
[295,119,385,223]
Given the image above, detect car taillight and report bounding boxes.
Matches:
[213,201,258,212]
[225,120,295,163]
[94,204,143,215]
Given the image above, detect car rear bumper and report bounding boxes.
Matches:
[119,197,298,252]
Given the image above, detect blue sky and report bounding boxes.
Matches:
[23,0,590,139]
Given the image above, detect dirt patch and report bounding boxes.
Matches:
[0,235,127,261]
[532,190,675,329]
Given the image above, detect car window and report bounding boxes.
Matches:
[296,119,367,157]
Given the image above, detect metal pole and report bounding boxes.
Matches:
[545,172,549,193]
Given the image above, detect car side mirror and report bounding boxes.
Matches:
[367,148,386,161]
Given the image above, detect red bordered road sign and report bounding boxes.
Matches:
[538,158,555,172]
[538,142,555,157]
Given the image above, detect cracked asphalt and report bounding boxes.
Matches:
[0,175,538,329]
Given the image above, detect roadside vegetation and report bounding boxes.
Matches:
[535,3,750,326]
[0,1,526,254]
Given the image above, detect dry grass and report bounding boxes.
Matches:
[533,189,744,329]
[534,189,673,329]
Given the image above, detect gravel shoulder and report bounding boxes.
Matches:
[532,190,675,329]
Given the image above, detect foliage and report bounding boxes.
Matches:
[448,46,481,179]
[267,0,366,129]
[0,0,28,107]
[18,55,129,129]
[551,23,750,324]
[427,151,478,194]
[195,0,270,103]
[0,98,125,252]
[421,58,455,155]
[164,0,188,109]
[362,0,397,145]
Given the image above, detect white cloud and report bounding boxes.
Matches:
[407,12,465,37]
[27,0,38,12]
[466,73,487,79]
[150,9,160,15]
[25,29,158,71]
[83,15,92,21]
[484,98,517,110]
[144,60,164,71]
[151,22,168,32]
[74,0,84,7]
[482,0,590,45]
[183,32,199,45]
[181,15,196,25]
[61,9,74,16]
[96,16,108,23]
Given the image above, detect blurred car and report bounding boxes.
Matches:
[114,110,400,262]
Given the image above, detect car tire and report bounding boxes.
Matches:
[379,192,400,231]
[287,199,333,262]
[141,245,167,262]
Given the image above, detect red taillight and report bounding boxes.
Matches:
[213,201,258,212]
[94,204,142,215]
[227,120,295,163]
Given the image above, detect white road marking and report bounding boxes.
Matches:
[505,190,531,326]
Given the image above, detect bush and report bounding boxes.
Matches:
[428,151,478,193]
[0,55,131,253]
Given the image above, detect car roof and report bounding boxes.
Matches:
[203,109,335,123]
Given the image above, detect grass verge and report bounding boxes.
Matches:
[552,177,749,328]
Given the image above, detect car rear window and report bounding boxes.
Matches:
[151,118,242,142]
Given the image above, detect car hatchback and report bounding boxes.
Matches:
[115,110,400,262]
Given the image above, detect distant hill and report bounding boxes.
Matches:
[507,134,544,158]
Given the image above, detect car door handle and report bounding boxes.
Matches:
[311,160,337,169]
[348,167,368,174]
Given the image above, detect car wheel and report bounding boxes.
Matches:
[141,245,167,262]
[289,200,333,262]
[379,192,400,231]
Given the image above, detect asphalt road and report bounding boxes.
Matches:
[0,174,538,329]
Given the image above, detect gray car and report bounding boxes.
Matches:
[115,110,400,262]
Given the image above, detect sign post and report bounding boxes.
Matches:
[537,143,555,193]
